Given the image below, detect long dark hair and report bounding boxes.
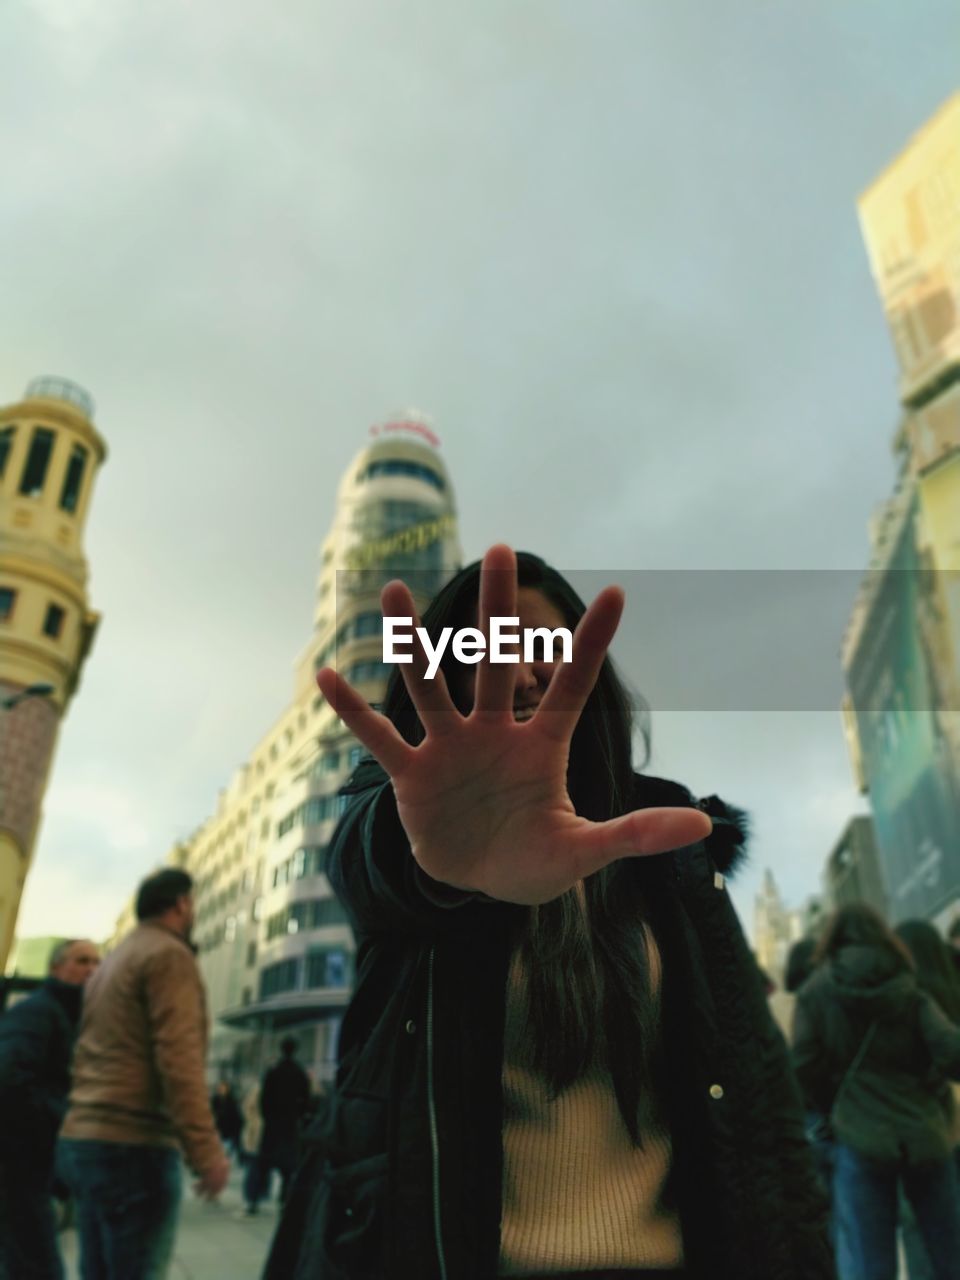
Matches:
[814,902,915,973]
[896,920,960,1023]
[381,552,658,1142]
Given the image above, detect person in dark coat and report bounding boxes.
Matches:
[243,1037,311,1214]
[793,903,960,1280]
[211,1080,244,1158]
[0,938,100,1280]
[264,547,833,1280]
[895,919,960,1280]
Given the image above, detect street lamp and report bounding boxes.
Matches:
[1,683,55,711]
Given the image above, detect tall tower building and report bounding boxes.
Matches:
[753,870,802,981]
[842,96,960,927]
[113,415,461,1087]
[0,377,107,969]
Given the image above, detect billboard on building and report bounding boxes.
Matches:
[845,494,960,921]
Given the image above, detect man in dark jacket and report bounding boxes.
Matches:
[243,1037,311,1214]
[0,938,100,1280]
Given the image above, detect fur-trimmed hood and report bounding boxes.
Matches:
[633,773,750,877]
[697,792,750,876]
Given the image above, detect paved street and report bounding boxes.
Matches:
[60,1164,278,1280]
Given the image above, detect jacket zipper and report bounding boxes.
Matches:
[427,945,449,1280]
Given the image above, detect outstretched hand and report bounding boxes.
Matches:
[317,545,711,905]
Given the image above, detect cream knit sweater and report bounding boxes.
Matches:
[498,916,683,1276]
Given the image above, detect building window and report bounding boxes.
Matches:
[58,444,88,514]
[43,604,65,639]
[224,916,237,942]
[259,959,300,1000]
[345,661,390,685]
[18,428,55,498]
[305,948,350,989]
[362,459,445,490]
[353,610,383,638]
[246,941,257,968]
[0,587,15,623]
[0,425,15,479]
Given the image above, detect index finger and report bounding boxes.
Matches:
[315,668,414,779]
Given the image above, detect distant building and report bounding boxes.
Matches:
[842,96,960,929]
[0,377,107,970]
[824,816,887,917]
[754,869,811,984]
[109,415,462,1086]
[5,934,67,979]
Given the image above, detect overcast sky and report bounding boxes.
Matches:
[3,0,958,946]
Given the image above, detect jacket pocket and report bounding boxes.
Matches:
[321,1152,389,1277]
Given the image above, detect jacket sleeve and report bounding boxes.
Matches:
[663,811,833,1278]
[919,993,960,1079]
[326,762,523,938]
[143,948,224,1175]
[0,996,61,1139]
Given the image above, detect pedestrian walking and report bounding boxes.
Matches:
[793,902,960,1280]
[239,1079,262,1164]
[242,1037,310,1215]
[61,868,230,1279]
[0,938,100,1280]
[211,1080,244,1159]
[895,919,960,1280]
[264,546,832,1280]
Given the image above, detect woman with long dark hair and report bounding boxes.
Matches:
[265,546,832,1280]
[793,903,960,1280]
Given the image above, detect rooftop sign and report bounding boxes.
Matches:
[369,419,441,449]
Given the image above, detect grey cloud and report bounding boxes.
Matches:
[7,0,957,938]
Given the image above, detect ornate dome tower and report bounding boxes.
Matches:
[0,376,107,968]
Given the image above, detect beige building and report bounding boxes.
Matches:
[0,378,107,971]
[858,92,960,410]
[841,95,960,927]
[753,869,806,984]
[112,416,462,1085]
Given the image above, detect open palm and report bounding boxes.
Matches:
[316,545,711,905]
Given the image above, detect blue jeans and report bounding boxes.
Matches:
[61,1139,181,1280]
[833,1143,960,1280]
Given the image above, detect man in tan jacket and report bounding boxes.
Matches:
[61,869,229,1279]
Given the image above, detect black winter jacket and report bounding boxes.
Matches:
[793,943,960,1165]
[0,977,83,1178]
[264,766,832,1280]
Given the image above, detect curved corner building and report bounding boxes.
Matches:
[0,377,107,969]
[199,415,461,1085]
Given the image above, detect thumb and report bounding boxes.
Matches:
[573,806,713,878]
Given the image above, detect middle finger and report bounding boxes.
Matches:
[473,544,519,717]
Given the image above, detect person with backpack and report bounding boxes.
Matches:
[793,902,960,1280]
